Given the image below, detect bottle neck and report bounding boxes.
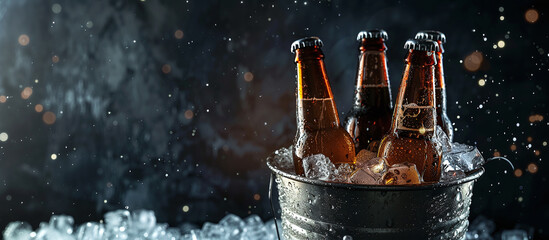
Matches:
[391,50,437,137]
[295,48,340,130]
[353,41,391,109]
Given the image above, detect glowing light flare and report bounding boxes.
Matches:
[21,87,33,99]
[51,154,58,160]
[493,151,500,157]
[534,150,540,156]
[525,9,539,23]
[244,72,254,82]
[182,205,189,212]
[527,163,538,174]
[18,34,30,46]
[52,55,60,63]
[463,51,483,72]
[253,194,261,201]
[478,79,486,87]
[174,30,184,39]
[0,96,6,103]
[510,144,517,152]
[43,111,57,125]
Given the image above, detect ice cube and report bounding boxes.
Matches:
[433,125,452,153]
[501,230,528,240]
[201,222,229,239]
[146,223,168,239]
[219,214,245,238]
[35,222,75,240]
[164,228,182,240]
[104,210,131,239]
[381,163,421,185]
[131,209,156,231]
[239,219,273,240]
[364,157,389,174]
[271,146,295,173]
[468,215,495,238]
[333,163,353,182]
[355,149,377,168]
[445,143,485,172]
[180,222,200,235]
[3,221,32,240]
[75,222,105,240]
[349,168,381,185]
[244,215,263,226]
[302,154,337,181]
[49,215,74,235]
[441,170,466,182]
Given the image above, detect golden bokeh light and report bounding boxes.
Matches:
[463,51,483,72]
[529,114,544,123]
[174,30,184,39]
[182,205,189,212]
[43,111,57,125]
[18,34,30,46]
[514,169,523,177]
[510,144,517,152]
[0,95,6,103]
[244,72,254,82]
[534,150,540,156]
[35,104,44,113]
[497,40,505,48]
[184,110,194,119]
[162,64,171,74]
[52,55,60,63]
[253,194,261,201]
[493,151,500,157]
[527,163,538,174]
[478,79,486,87]
[525,9,539,23]
[21,87,33,99]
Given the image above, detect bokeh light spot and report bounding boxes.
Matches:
[21,87,33,100]
[51,154,58,160]
[184,110,194,119]
[528,114,544,123]
[253,194,261,201]
[244,72,254,82]
[35,104,44,113]
[43,111,57,125]
[514,169,523,177]
[182,205,189,212]
[463,51,483,72]
[162,64,171,74]
[0,96,6,103]
[525,9,539,23]
[18,34,30,46]
[0,132,8,142]
[174,30,184,39]
[51,3,62,14]
[478,79,486,87]
[527,163,538,174]
[510,144,517,152]
[497,40,505,48]
[52,55,60,63]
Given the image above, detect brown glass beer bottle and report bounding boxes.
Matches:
[291,37,356,176]
[344,30,393,153]
[415,31,454,141]
[377,39,442,182]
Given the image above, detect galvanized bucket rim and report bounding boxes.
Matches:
[267,159,484,191]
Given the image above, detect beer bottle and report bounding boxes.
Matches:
[415,31,454,141]
[377,39,442,182]
[291,37,356,176]
[344,30,393,153]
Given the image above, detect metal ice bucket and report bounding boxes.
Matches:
[267,159,484,240]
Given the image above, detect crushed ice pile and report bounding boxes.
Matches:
[271,126,485,185]
[2,210,279,240]
[3,211,532,240]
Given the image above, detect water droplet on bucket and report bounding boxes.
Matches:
[343,235,353,240]
[456,192,462,202]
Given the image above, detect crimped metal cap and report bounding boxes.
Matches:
[291,37,323,53]
[403,39,440,52]
[356,29,388,41]
[415,30,446,44]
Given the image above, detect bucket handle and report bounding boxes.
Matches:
[269,172,282,240]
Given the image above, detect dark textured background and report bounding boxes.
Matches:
[0,0,548,237]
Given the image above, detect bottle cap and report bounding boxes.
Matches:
[356,29,388,41]
[414,31,446,44]
[291,37,323,53]
[403,39,440,52]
